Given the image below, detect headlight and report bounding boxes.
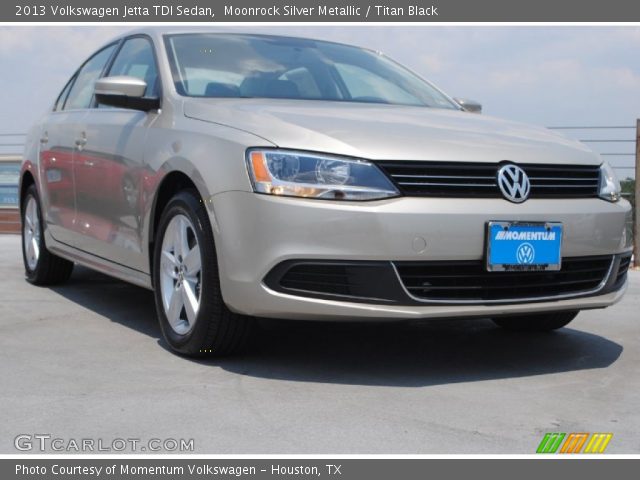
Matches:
[598,161,621,202]
[246,150,399,201]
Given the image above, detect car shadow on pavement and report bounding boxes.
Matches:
[53,266,623,388]
[51,266,160,339]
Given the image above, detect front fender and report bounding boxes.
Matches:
[140,117,274,273]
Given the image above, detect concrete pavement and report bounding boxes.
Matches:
[0,235,638,453]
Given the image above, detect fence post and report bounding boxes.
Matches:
[635,119,640,268]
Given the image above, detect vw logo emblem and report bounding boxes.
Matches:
[497,164,531,203]
[516,243,535,264]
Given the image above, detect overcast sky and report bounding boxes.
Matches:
[1,26,638,175]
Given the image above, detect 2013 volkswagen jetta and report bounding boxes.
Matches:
[20,30,632,356]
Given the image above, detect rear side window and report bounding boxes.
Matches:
[107,37,159,97]
[64,44,117,110]
[53,77,75,112]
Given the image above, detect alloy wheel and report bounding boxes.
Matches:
[23,196,41,271]
[159,214,202,335]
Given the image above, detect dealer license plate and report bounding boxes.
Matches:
[486,221,562,272]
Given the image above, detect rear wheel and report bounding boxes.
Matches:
[492,311,579,332]
[21,185,74,285]
[152,189,252,357]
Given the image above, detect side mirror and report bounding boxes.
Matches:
[454,97,482,114]
[95,76,160,111]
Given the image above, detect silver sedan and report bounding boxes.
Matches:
[20,30,632,356]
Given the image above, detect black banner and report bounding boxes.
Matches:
[5,0,640,22]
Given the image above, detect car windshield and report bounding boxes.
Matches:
[164,33,458,109]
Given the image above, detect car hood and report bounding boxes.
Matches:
[183,98,600,165]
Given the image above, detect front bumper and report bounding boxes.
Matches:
[210,191,631,320]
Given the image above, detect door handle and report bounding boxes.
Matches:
[75,132,87,150]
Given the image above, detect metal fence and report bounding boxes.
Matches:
[0,135,24,155]
[547,124,638,266]
[547,124,636,178]
[0,134,24,209]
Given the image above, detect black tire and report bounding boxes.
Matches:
[21,185,74,285]
[152,189,252,357]
[492,311,579,332]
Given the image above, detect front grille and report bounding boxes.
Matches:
[394,256,613,303]
[376,161,600,198]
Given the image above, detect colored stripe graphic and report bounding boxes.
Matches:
[537,433,613,453]
[584,433,613,453]
[560,433,589,453]
[536,433,566,453]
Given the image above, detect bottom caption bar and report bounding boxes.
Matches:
[3,459,637,480]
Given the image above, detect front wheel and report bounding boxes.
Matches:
[492,311,579,332]
[152,190,252,357]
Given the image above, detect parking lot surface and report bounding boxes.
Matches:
[1,235,639,453]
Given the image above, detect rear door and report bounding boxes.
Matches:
[71,36,160,271]
[39,44,117,245]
